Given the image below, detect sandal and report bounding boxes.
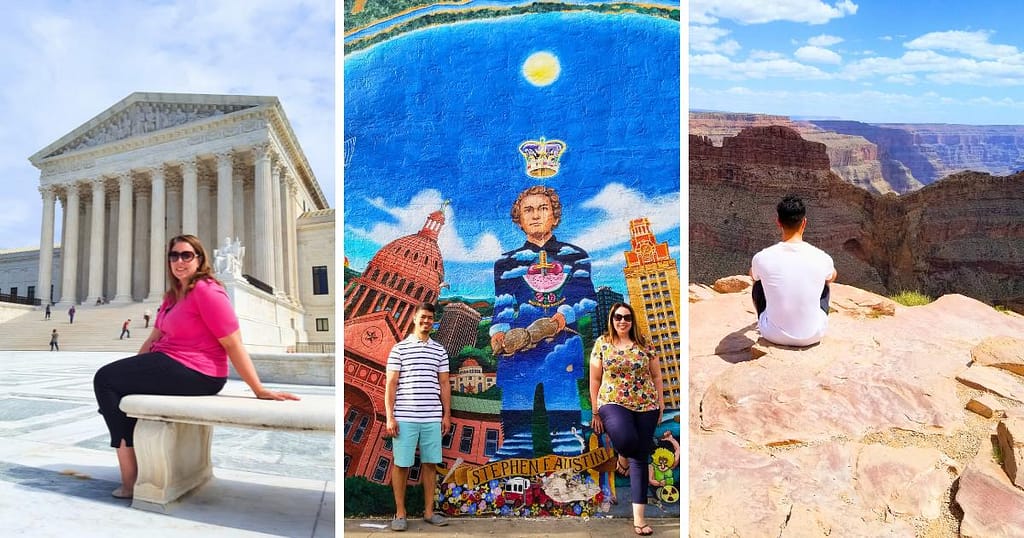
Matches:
[111,487,133,499]
[616,455,629,477]
[634,524,654,536]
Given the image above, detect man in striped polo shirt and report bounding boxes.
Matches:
[385,302,452,531]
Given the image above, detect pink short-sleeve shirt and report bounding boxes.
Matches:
[150,278,240,377]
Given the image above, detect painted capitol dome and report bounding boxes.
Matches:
[343,209,446,336]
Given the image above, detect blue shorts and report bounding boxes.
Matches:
[393,421,442,468]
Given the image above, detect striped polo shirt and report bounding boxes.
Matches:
[386,335,449,423]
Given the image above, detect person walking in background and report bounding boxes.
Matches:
[384,302,451,531]
[50,329,59,351]
[120,319,131,340]
[143,309,152,328]
[93,234,298,500]
[589,302,664,537]
[68,305,76,324]
[45,304,51,320]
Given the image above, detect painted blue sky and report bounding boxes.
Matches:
[690,0,1024,124]
[0,0,334,250]
[344,12,681,300]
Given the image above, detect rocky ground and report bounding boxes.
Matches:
[689,278,1024,537]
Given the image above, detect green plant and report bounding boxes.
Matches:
[995,305,1011,314]
[888,290,933,307]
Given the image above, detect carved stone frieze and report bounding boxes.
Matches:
[48,102,256,157]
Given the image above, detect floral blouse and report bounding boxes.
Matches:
[592,337,660,412]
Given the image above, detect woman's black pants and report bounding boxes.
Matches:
[598,403,660,505]
[93,352,226,448]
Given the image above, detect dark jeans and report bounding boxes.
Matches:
[752,280,831,316]
[93,352,226,447]
[598,403,660,505]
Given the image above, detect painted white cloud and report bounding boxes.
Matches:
[905,30,1020,60]
[690,25,741,56]
[569,183,679,253]
[349,189,505,264]
[808,34,843,47]
[795,45,842,64]
[690,0,858,25]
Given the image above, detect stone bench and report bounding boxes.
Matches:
[120,392,334,512]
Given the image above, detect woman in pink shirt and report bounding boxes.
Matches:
[93,234,299,500]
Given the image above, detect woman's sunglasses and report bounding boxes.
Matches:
[612,314,632,322]
[168,251,197,262]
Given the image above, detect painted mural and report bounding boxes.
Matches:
[343,0,681,519]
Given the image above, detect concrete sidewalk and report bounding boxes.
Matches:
[343,516,680,537]
[0,351,335,537]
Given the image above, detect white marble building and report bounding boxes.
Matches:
[20,92,333,350]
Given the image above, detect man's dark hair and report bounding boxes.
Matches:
[776,195,806,230]
[415,302,436,314]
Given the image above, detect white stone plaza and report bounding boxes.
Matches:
[0,351,334,537]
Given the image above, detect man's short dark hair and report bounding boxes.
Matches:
[415,302,436,314]
[777,195,806,230]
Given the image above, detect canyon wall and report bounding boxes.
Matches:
[690,127,1024,307]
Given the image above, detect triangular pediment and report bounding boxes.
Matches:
[31,92,278,162]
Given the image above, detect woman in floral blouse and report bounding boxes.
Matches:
[589,302,664,536]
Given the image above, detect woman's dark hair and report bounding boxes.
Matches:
[603,302,647,347]
[164,234,221,302]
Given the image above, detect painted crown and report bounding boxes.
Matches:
[518,137,566,178]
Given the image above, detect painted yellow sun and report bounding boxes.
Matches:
[522,51,561,87]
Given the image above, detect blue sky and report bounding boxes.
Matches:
[0,0,334,250]
[689,0,1024,124]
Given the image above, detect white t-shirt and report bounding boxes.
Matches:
[750,241,835,346]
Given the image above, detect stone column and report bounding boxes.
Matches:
[243,181,255,275]
[197,176,214,254]
[253,143,275,288]
[85,178,106,304]
[215,150,234,245]
[133,179,150,301]
[166,176,182,238]
[147,167,166,302]
[284,174,300,302]
[105,189,118,298]
[78,198,90,303]
[181,158,198,236]
[59,183,81,305]
[232,171,245,251]
[37,185,56,306]
[113,173,134,304]
[271,163,285,296]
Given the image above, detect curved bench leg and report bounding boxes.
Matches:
[131,419,213,512]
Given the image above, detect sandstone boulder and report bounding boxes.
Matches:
[997,418,1024,490]
[972,336,1024,376]
[967,394,1007,419]
[956,366,1024,404]
[955,447,1024,537]
[712,275,752,294]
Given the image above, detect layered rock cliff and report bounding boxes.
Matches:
[691,112,898,194]
[690,127,1024,307]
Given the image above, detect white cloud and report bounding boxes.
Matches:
[690,0,858,25]
[750,50,786,60]
[0,0,334,249]
[841,49,1024,86]
[692,53,832,80]
[808,34,844,47]
[795,45,842,64]
[905,30,1020,60]
[349,189,505,264]
[885,74,918,85]
[569,183,680,253]
[690,25,741,56]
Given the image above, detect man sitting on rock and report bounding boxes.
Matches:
[749,195,837,347]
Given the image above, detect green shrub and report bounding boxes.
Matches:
[343,476,424,517]
[888,290,933,307]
